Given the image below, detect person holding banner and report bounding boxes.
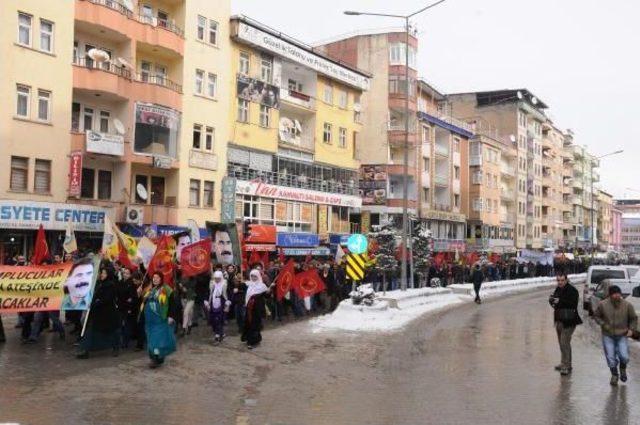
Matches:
[241,269,268,350]
[142,272,177,369]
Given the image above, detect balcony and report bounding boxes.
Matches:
[592,169,600,182]
[281,88,316,111]
[452,179,460,193]
[75,0,184,57]
[573,144,584,158]
[421,171,430,188]
[501,165,516,178]
[434,174,448,186]
[501,190,515,202]
[572,178,583,189]
[435,143,450,157]
[452,151,461,166]
[131,203,179,225]
[227,164,358,196]
[469,155,482,166]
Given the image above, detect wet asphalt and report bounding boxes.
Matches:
[0,288,637,425]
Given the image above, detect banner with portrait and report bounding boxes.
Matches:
[237,75,280,109]
[205,222,242,267]
[61,257,101,311]
[0,263,72,312]
[359,165,388,205]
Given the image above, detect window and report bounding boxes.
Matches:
[18,13,32,46]
[140,61,152,82]
[260,56,272,83]
[154,64,166,85]
[323,84,333,104]
[203,181,214,207]
[189,179,200,206]
[83,107,94,132]
[208,20,218,45]
[352,131,359,159]
[150,176,165,205]
[423,157,430,171]
[192,124,202,149]
[207,73,217,98]
[197,15,206,41]
[338,127,347,148]
[389,43,417,68]
[338,90,348,108]
[259,105,270,127]
[16,85,30,117]
[195,69,204,94]
[323,123,332,144]
[423,187,430,202]
[10,157,28,192]
[453,138,460,153]
[239,52,250,75]
[99,110,110,133]
[288,78,303,93]
[157,10,168,28]
[205,127,214,150]
[37,90,50,121]
[454,166,460,180]
[237,99,249,122]
[81,168,95,198]
[454,194,460,208]
[71,102,80,131]
[98,170,112,200]
[34,159,51,193]
[39,19,54,52]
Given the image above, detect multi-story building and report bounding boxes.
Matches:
[596,190,613,251]
[464,118,516,254]
[0,0,231,258]
[225,16,369,256]
[449,89,547,251]
[318,31,470,254]
[560,130,577,247]
[611,206,623,252]
[616,200,640,255]
[540,122,566,250]
[566,141,600,252]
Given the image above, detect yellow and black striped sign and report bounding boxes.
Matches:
[346,253,369,281]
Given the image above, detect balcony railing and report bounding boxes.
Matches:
[469,155,482,166]
[137,73,182,93]
[281,88,316,110]
[86,0,184,37]
[74,57,132,79]
[227,165,358,196]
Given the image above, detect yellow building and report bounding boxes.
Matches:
[226,16,369,256]
[0,0,230,258]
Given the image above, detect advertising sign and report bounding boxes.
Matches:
[86,130,124,156]
[221,177,237,223]
[277,233,319,247]
[360,165,387,206]
[68,151,83,198]
[245,224,277,244]
[0,200,111,232]
[236,179,362,208]
[0,263,73,312]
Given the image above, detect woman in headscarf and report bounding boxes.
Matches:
[76,262,120,359]
[241,269,269,350]
[205,270,230,343]
[141,272,177,368]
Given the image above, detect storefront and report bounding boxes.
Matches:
[0,200,113,262]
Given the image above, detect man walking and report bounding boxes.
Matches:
[549,273,582,375]
[471,264,484,304]
[594,285,638,386]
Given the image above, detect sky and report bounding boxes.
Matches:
[232,0,640,199]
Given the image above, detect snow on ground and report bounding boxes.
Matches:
[311,274,587,333]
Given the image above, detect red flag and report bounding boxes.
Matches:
[248,250,261,267]
[118,241,138,271]
[304,253,312,266]
[434,252,444,267]
[32,224,49,265]
[147,235,176,287]
[261,250,270,267]
[180,238,212,278]
[278,247,285,264]
[293,268,326,299]
[275,259,296,301]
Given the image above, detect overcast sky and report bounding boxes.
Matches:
[233,0,639,199]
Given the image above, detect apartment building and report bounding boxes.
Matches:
[0,0,231,258]
[318,32,470,253]
[596,189,613,250]
[449,89,547,250]
[540,122,566,250]
[616,200,640,255]
[225,16,369,255]
[611,206,622,252]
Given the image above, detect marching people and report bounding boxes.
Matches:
[116,267,139,349]
[205,270,230,343]
[76,263,121,359]
[471,264,484,304]
[548,273,583,376]
[141,272,178,369]
[241,269,268,350]
[594,284,638,386]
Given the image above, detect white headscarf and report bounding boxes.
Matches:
[245,269,268,305]
[210,270,226,310]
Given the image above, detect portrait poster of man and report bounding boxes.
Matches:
[206,222,242,267]
[60,256,101,311]
[237,75,280,109]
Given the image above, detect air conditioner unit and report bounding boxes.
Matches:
[125,206,144,225]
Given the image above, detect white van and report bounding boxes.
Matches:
[582,265,628,314]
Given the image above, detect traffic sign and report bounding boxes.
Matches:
[347,233,368,254]
[346,252,368,281]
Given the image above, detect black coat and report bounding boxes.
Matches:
[550,283,583,327]
[472,268,484,286]
[89,278,120,333]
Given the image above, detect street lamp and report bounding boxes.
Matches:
[344,0,447,291]
[590,149,623,260]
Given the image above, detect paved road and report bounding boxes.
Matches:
[1,289,637,425]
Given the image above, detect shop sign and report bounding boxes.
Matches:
[86,130,124,156]
[153,155,172,169]
[189,150,218,171]
[283,247,331,256]
[221,177,237,223]
[244,243,276,252]
[318,205,329,237]
[360,165,387,206]
[277,233,319,247]
[423,209,466,223]
[245,225,276,244]
[329,234,350,245]
[361,211,371,234]
[0,200,112,232]
[432,239,466,252]
[236,179,362,208]
[68,151,82,198]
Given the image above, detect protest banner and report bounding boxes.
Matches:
[0,263,72,312]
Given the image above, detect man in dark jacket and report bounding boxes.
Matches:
[471,264,484,304]
[549,273,583,375]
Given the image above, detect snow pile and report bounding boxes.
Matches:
[311,274,587,333]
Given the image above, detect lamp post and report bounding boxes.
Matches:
[590,149,623,261]
[345,0,446,291]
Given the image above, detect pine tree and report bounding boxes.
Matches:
[369,224,399,291]
[412,221,433,284]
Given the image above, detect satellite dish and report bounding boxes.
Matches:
[509,134,516,143]
[531,96,538,105]
[113,118,125,135]
[294,119,302,133]
[516,91,523,100]
[136,184,148,201]
[87,48,110,63]
[122,0,133,11]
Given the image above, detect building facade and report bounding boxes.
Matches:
[0,0,231,258]
[540,122,566,250]
[596,190,613,251]
[611,206,622,252]
[225,16,369,256]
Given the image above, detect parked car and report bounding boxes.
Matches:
[583,265,628,314]
[586,278,636,314]
[623,265,640,279]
